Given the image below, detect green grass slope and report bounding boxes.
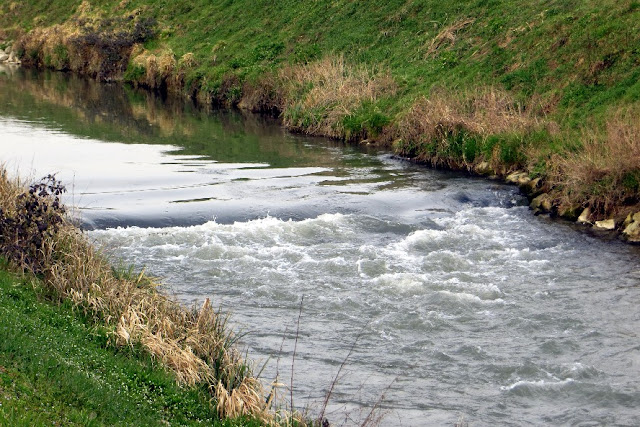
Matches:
[0,264,261,426]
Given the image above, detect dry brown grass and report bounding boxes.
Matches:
[278,56,396,138]
[425,18,475,57]
[548,107,640,217]
[400,87,540,139]
[130,48,177,90]
[392,87,544,168]
[0,168,272,422]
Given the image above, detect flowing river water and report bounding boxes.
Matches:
[2,65,640,426]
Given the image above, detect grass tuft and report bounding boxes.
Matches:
[392,88,545,171]
[549,106,640,218]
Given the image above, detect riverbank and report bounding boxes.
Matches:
[2,0,639,241]
[0,265,263,426]
[0,170,282,424]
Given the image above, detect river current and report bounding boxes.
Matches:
[2,66,640,426]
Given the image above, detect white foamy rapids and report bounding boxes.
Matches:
[89,207,553,317]
[88,206,640,426]
[501,378,576,394]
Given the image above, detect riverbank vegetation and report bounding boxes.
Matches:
[2,1,640,229]
[0,169,293,424]
[0,266,258,426]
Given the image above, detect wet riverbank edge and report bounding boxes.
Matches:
[0,170,312,425]
[3,0,639,242]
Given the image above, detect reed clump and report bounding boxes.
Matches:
[548,107,640,218]
[272,56,396,141]
[0,168,272,423]
[392,88,546,171]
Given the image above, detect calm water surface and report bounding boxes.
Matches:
[2,65,640,426]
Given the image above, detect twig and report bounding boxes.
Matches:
[360,376,396,426]
[265,324,290,409]
[318,320,370,424]
[290,296,304,413]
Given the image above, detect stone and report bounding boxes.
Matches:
[520,177,542,196]
[0,53,8,62]
[474,161,493,175]
[506,171,531,186]
[4,46,10,54]
[623,220,640,242]
[577,207,591,224]
[557,204,581,221]
[530,193,552,213]
[594,219,616,230]
[505,171,522,183]
[622,211,640,242]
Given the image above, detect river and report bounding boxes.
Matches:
[1,65,640,426]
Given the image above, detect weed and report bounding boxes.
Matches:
[0,174,65,275]
[278,56,396,140]
[548,107,640,217]
[393,88,543,171]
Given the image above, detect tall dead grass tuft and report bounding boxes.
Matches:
[129,48,177,90]
[0,168,272,423]
[279,56,396,139]
[393,88,544,169]
[548,107,640,217]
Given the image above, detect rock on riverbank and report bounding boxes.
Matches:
[0,41,21,64]
[504,169,640,242]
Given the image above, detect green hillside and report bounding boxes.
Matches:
[1,0,640,226]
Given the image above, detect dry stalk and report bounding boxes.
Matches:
[425,18,475,57]
[290,296,304,412]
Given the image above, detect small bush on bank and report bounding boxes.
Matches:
[0,174,66,275]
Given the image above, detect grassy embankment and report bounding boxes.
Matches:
[2,0,640,231]
[0,171,302,425]
[0,265,260,426]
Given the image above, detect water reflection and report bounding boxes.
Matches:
[2,67,479,230]
[0,65,373,167]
